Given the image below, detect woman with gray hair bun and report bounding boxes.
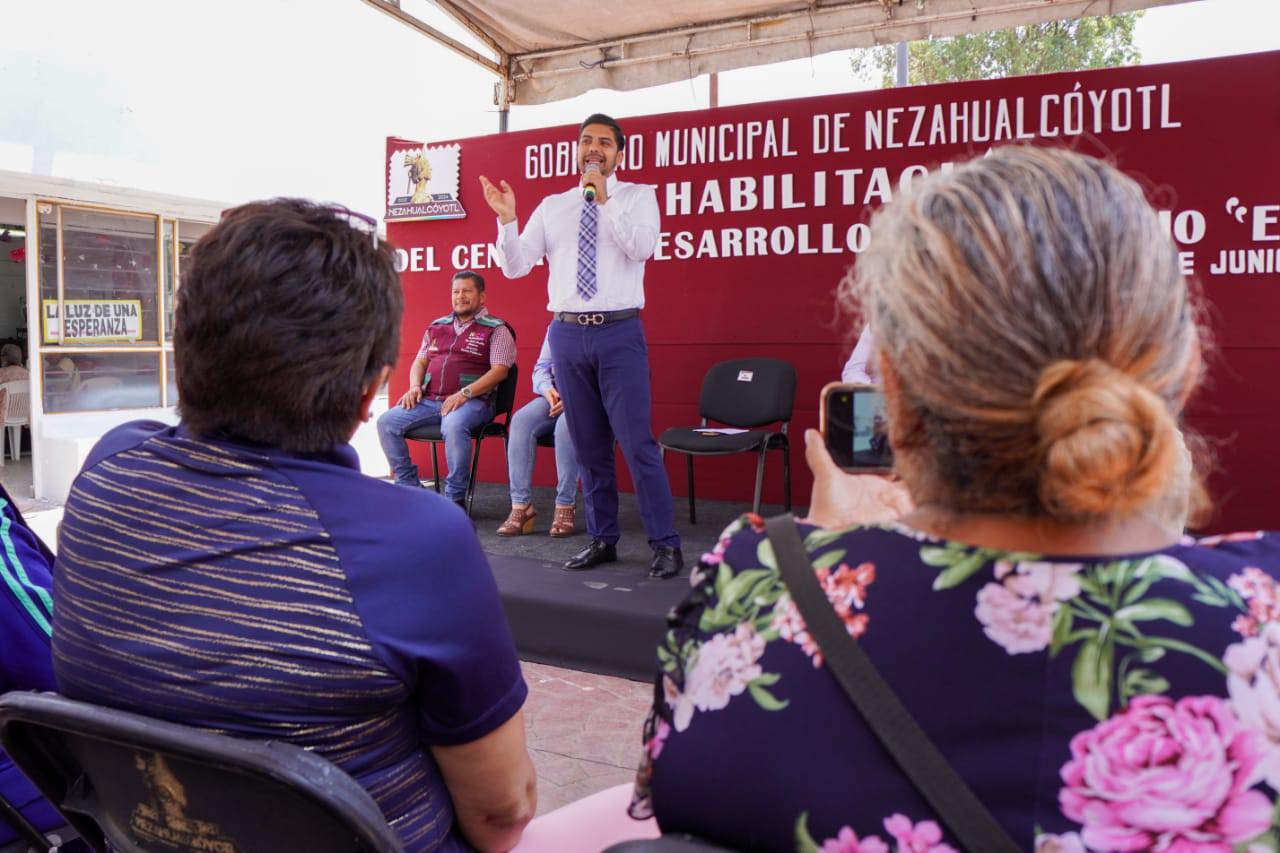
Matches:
[628,146,1280,852]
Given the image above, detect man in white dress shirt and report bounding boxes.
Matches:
[480,113,683,579]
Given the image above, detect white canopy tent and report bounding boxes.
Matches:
[363,0,1195,109]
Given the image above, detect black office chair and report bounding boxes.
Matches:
[0,692,403,853]
[0,788,76,853]
[658,358,796,524]
[406,363,520,517]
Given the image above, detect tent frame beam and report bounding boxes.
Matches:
[359,0,506,77]
[363,0,1189,106]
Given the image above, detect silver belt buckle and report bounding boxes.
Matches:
[578,312,605,326]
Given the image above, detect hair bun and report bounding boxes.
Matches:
[1032,359,1179,520]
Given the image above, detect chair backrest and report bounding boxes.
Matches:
[0,381,27,427]
[492,363,519,421]
[698,358,797,428]
[0,692,403,853]
[0,787,63,853]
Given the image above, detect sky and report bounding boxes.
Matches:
[0,0,1277,221]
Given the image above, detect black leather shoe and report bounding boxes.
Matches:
[565,539,618,571]
[649,547,684,580]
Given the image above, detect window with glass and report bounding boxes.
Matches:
[36,202,212,414]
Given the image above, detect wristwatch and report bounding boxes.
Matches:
[461,386,474,400]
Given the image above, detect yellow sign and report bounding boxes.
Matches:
[42,299,143,344]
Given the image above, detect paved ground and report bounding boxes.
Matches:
[0,455,56,514]
[521,661,653,816]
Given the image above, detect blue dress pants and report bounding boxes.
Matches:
[548,317,679,549]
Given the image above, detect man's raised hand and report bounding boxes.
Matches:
[479,175,517,224]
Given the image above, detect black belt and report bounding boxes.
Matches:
[555,309,640,326]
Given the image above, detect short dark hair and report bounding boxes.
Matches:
[452,269,485,292]
[175,199,402,453]
[579,113,625,151]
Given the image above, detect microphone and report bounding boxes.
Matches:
[582,162,600,202]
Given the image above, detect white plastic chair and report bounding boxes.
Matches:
[0,380,29,466]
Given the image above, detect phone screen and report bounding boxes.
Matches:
[823,384,893,472]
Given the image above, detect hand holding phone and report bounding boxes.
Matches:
[803,429,913,529]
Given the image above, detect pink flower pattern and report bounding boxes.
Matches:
[819,825,889,853]
[1058,694,1272,852]
[700,533,732,567]
[666,622,766,732]
[1033,832,1087,853]
[1224,623,1280,788]
[882,814,957,853]
[636,515,1280,850]
[975,561,1082,654]
[645,718,671,761]
[1228,567,1280,638]
[772,562,875,667]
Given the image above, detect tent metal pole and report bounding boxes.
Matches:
[496,73,512,133]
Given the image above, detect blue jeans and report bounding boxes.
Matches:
[376,396,493,499]
[507,396,579,507]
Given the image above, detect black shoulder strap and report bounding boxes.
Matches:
[764,514,1020,853]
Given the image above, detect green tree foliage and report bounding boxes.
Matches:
[851,13,1142,86]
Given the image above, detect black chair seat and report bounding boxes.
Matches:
[0,691,402,853]
[659,427,774,455]
[658,357,796,524]
[535,430,556,448]
[405,421,508,442]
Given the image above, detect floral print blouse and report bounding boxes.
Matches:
[629,513,1280,853]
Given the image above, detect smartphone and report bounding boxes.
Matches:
[820,382,893,473]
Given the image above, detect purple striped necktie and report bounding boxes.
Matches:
[576,198,598,301]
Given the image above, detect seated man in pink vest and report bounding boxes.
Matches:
[377,270,515,508]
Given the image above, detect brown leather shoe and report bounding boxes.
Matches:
[549,504,576,537]
[496,505,537,536]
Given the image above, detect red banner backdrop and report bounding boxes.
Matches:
[387,50,1280,533]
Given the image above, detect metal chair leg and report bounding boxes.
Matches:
[686,454,696,525]
[430,443,441,493]
[465,436,482,517]
[782,444,792,512]
[752,446,768,515]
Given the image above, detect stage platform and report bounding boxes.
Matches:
[462,481,803,682]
